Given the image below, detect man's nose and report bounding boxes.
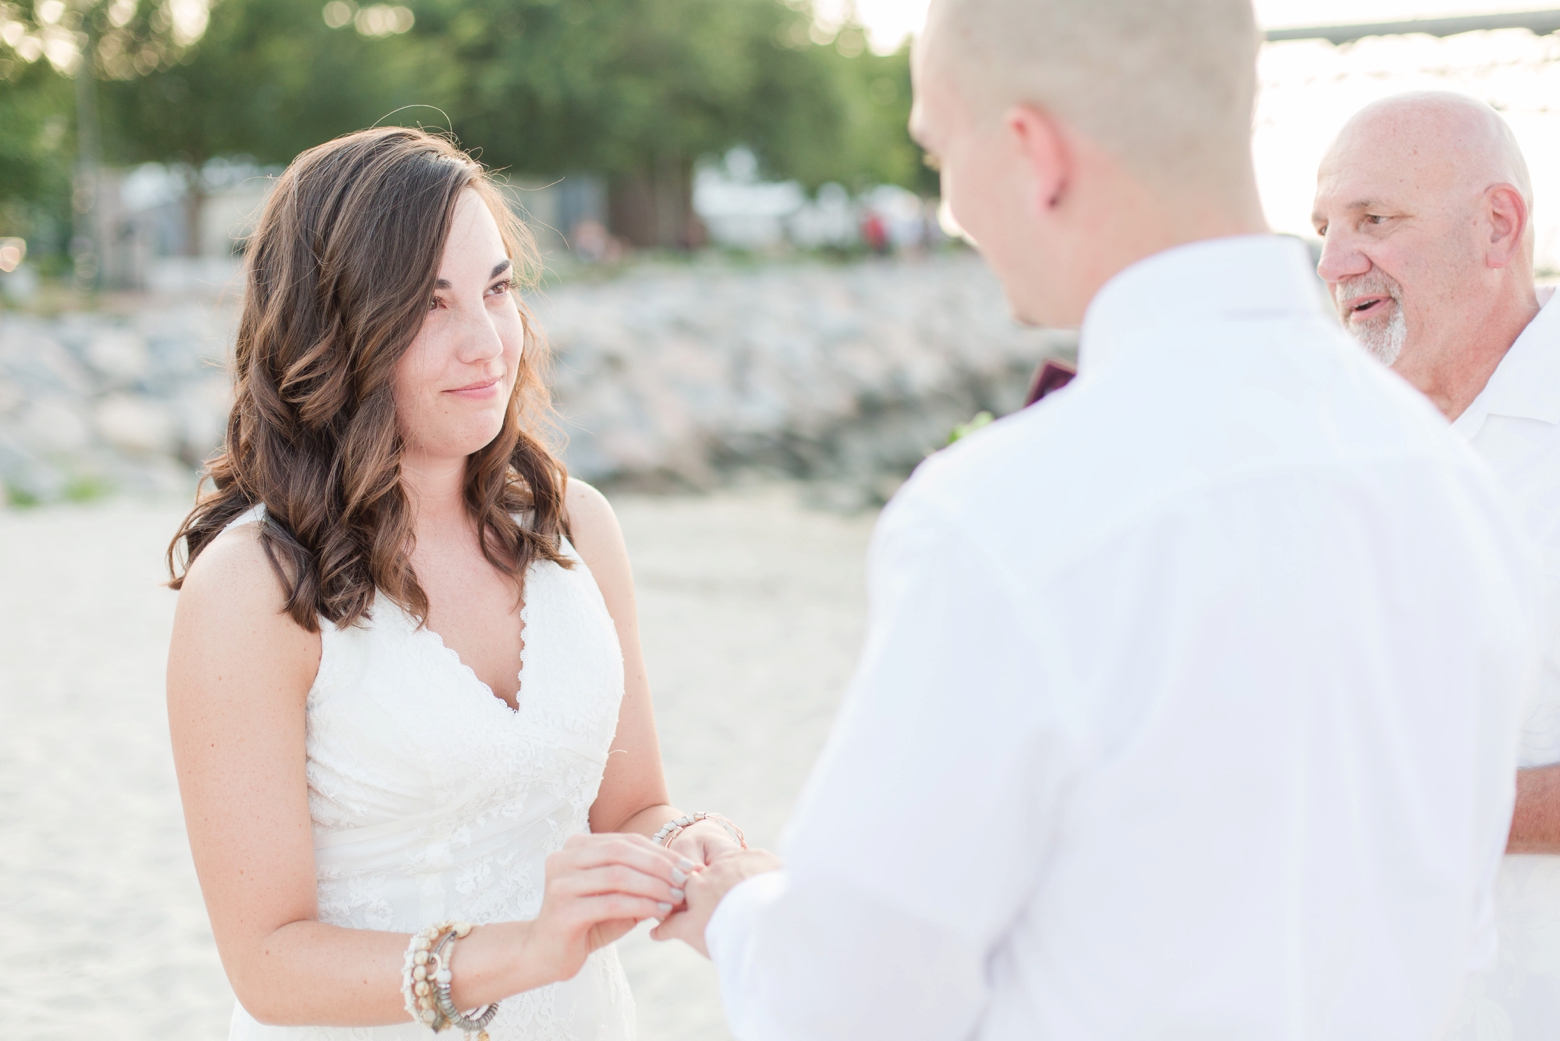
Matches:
[1315,229,1371,285]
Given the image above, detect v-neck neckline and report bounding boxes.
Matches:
[403,602,528,715]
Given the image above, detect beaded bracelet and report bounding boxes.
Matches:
[403,922,452,1030]
[400,921,497,1038]
[432,930,499,1038]
[651,812,748,850]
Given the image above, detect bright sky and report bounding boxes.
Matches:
[848,1,1560,53]
[846,0,1560,269]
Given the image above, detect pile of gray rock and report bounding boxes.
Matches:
[0,304,234,505]
[0,252,1073,508]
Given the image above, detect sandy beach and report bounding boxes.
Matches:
[0,484,876,1040]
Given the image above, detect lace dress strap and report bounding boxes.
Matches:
[223,502,268,533]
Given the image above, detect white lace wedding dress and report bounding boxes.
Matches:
[225,506,636,1040]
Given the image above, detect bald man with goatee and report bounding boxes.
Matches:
[1315,91,1560,1039]
[651,9,1541,1040]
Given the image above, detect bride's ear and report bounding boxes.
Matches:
[1005,104,1070,214]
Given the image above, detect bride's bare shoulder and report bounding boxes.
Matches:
[180,519,280,600]
[563,479,628,564]
[561,477,633,589]
[174,520,316,654]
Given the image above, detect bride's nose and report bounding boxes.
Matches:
[453,304,505,364]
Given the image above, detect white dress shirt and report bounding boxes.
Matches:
[1451,285,1560,1041]
[705,236,1541,1041]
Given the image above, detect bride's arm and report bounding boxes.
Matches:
[167,523,686,1026]
[567,481,743,865]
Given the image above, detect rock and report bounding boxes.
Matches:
[0,326,93,398]
[0,377,18,418]
[95,396,178,456]
[534,253,1072,490]
[86,330,151,387]
[0,253,1073,504]
[0,429,65,503]
[17,396,93,455]
[171,376,233,464]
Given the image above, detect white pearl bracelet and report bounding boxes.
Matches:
[651,812,747,849]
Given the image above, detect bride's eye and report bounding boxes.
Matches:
[487,279,512,297]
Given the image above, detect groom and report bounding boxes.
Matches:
[655,0,1541,1036]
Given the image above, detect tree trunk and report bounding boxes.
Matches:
[608,156,706,250]
[72,27,100,288]
[182,168,207,258]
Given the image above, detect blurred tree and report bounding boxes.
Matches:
[0,56,74,263]
[753,31,933,195]
[414,0,929,247]
[4,0,932,258]
[100,0,428,254]
[1,0,239,277]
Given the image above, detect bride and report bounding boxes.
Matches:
[165,126,742,1039]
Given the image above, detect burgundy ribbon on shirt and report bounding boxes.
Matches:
[1024,358,1077,407]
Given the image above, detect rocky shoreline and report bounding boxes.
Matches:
[0,252,1073,508]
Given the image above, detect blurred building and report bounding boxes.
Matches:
[693,148,941,253]
[32,152,938,298]
[77,162,615,292]
[91,162,270,294]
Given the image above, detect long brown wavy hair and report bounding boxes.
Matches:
[168,127,571,632]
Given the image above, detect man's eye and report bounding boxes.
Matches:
[1365,214,1388,225]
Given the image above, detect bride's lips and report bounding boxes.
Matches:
[445,376,502,400]
[1341,294,1392,320]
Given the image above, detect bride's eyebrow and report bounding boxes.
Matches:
[433,259,512,290]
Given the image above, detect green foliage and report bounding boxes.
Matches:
[2,0,934,257]
[413,0,924,192]
[417,0,765,174]
[747,35,928,192]
[945,410,994,446]
[63,473,113,502]
[0,59,74,250]
[101,0,428,168]
[2,482,39,507]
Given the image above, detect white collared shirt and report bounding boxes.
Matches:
[704,236,1541,1041]
[1451,285,1560,1040]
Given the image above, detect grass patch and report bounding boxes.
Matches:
[3,483,39,508]
[64,475,113,503]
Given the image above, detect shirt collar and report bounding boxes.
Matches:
[1078,235,1325,375]
[1451,285,1560,441]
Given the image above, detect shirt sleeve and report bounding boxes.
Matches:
[703,491,1080,1041]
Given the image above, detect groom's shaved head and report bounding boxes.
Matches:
[920,0,1261,191]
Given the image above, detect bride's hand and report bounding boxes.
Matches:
[524,833,693,982]
[668,819,744,867]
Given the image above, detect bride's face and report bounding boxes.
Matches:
[392,190,524,462]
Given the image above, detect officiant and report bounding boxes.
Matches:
[1313,91,1560,1039]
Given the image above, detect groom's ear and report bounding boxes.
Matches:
[1005,104,1069,216]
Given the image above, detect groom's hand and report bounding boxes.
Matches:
[668,819,744,867]
[650,847,783,956]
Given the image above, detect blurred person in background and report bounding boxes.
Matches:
[164,127,744,1040]
[1314,91,1560,1039]
[651,1,1543,1038]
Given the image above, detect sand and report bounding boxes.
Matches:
[0,485,876,1040]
